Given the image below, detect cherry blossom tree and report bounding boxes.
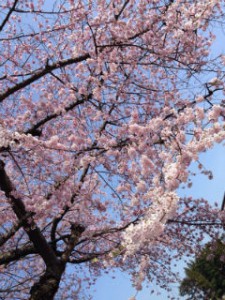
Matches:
[0,0,225,299]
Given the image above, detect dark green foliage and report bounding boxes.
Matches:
[180,238,225,300]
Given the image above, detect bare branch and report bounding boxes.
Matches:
[114,0,130,20]
[0,245,36,266]
[0,0,19,32]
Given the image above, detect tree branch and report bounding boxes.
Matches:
[61,224,85,263]
[114,0,130,20]
[0,53,90,103]
[0,160,60,270]
[168,219,224,227]
[0,244,36,266]
[25,97,86,136]
[0,0,19,32]
[50,164,90,251]
[0,212,34,247]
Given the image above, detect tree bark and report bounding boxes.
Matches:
[29,263,65,300]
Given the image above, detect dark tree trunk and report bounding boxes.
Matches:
[29,263,65,300]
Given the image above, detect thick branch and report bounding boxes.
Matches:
[25,97,86,136]
[29,224,85,300]
[0,245,36,265]
[0,236,65,266]
[0,160,60,270]
[29,265,65,300]
[61,224,85,263]
[0,53,90,103]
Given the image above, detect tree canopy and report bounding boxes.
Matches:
[180,237,225,300]
[0,0,225,299]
